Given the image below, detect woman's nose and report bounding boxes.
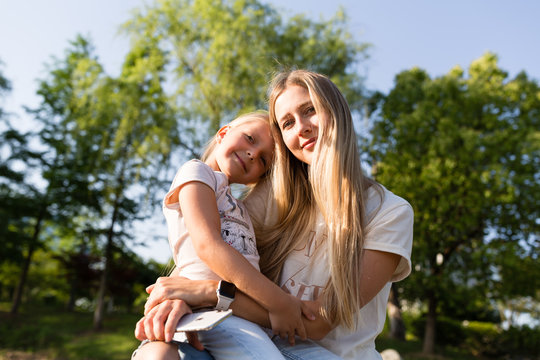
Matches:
[296,117,312,135]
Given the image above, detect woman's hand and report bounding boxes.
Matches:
[144,277,217,315]
[135,299,205,350]
[267,293,316,345]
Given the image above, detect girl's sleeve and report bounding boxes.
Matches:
[164,160,217,211]
[364,199,414,282]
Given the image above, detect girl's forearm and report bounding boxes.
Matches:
[197,238,289,312]
[179,182,289,312]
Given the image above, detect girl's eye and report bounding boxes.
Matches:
[261,157,267,167]
[246,134,254,143]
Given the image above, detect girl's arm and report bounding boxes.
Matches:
[175,181,310,343]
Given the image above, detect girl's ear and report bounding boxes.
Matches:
[216,125,231,143]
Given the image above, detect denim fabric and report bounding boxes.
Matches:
[178,315,284,360]
[273,337,343,360]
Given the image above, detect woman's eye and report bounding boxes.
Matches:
[282,119,293,129]
[306,106,315,114]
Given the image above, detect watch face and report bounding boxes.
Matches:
[219,281,236,299]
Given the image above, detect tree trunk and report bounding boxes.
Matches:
[387,283,406,340]
[93,179,124,330]
[93,214,115,330]
[66,271,77,311]
[93,146,128,330]
[422,291,437,355]
[10,211,45,315]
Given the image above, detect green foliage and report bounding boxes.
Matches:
[0,59,11,117]
[496,325,540,358]
[122,0,368,154]
[405,315,540,358]
[366,53,539,350]
[411,316,465,347]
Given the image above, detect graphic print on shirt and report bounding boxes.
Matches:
[220,215,257,256]
[216,188,257,257]
[281,230,327,300]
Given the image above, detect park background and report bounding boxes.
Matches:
[0,0,538,359]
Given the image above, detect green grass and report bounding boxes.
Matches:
[1,302,483,360]
[0,303,141,360]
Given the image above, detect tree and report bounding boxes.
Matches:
[366,53,539,354]
[0,63,50,313]
[122,0,368,154]
[28,35,179,328]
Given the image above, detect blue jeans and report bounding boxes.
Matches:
[272,337,342,359]
[174,317,342,359]
[177,315,284,359]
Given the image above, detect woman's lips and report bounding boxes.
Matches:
[301,137,317,150]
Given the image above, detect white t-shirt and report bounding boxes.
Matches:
[244,182,413,360]
[163,160,260,280]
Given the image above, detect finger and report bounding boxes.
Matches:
[144,292,161,316]
[301,303,316,321]
[288,330,296,346]
[134,318,148,341]
[143,312,156,341]
[186,331,204,351]
[164,301,190,342]
[296,323,307,341]
[152,301,171,341]
[146,284,155,294]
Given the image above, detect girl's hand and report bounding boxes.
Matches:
[144,277,216,315]
[268,294,314,345]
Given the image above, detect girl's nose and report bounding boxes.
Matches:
[248,148,260,161]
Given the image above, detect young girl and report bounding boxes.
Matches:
[133,112,311,360]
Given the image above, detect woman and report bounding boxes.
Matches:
[134,70,413,360]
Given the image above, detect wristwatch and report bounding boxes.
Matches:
[215,280,236,311]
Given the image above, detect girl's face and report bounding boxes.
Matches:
[214,120,274,184]
[274,85,324,165]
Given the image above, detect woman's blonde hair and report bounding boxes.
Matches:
[257,70,382,329]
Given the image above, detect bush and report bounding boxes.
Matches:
[462,321,501,357]
[498,325,540,358]
[462,322,540,358]
[413,316,540,358]
[411,315,465,346]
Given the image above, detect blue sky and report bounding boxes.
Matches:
[1,0,539,262]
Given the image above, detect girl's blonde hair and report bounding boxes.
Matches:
[257,70,382,330]
[201,111,272,184]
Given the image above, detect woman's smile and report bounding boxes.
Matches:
[274,85,321,165]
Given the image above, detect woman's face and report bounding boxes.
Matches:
[274,85,323,165]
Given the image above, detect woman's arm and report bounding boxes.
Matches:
[231,249,401,339]
[142,277,322,340]
[143,248,400,340]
